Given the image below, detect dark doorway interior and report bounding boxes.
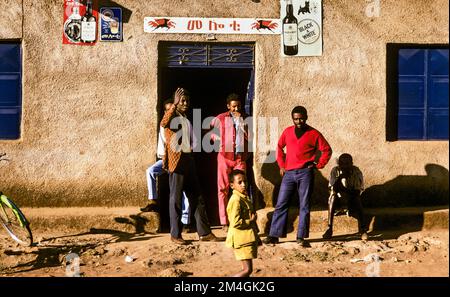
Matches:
[158,67,253,229]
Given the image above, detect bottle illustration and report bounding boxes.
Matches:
[64,0,82,43]
[283,0,298,56]
[81,0,97,43]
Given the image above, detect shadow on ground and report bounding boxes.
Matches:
[2,226,161,275]
[259,162,449,242]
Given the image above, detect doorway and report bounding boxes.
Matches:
[157,42,255,228]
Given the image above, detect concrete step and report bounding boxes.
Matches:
[255,206,449,236]
[20,207,160,235]
[18,206,448,237]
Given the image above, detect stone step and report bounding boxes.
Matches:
[17,206,448,238]
[20,207,160,235]
[255,206,449,236]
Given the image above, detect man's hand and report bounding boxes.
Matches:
[232,111,241,118]
[173,88,184,106]
[333,178,345,194]
[250,213,257,223]
[307,161,317,169]
[280,168,286,177]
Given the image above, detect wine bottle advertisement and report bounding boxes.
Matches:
[280,0,322,57]
[100,8,123,42]
[63,0,98,45]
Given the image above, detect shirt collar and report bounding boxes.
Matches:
[176,110,187,117]
[232,189,250,200]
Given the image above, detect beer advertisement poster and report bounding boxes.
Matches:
[63,0,98,45]
[280,0,322,57]
[100,8,123,42]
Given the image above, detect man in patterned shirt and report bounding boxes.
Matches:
[160,87,218,245]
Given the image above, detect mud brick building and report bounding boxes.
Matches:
[0,0,448,226]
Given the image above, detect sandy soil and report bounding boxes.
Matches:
[0,228,448,277]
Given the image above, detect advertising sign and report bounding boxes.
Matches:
[280,0,322,56]
[144,17,281,35]
[100,7,123,42]
[63,0,98,45]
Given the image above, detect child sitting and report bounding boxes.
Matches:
[225,170,259,277]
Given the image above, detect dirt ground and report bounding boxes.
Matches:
[0,227,448,277]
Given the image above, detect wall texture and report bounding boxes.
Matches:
[0,0,22,39]
[0,0,448,208]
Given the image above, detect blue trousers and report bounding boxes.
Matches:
[269,168,315,239]
[146,159,190,225]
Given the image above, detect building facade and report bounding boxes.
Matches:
[0,1,448,221]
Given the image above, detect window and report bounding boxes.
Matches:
[0,42,22,140]
[387,44,449,141]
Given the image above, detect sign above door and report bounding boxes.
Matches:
[144,17,281,35]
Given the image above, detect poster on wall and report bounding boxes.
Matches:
[144,17,281,35]
[280,0,322,57]
[63,0,98,45]
[100,7,123,42]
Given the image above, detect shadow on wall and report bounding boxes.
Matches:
[260,151,329,211]
[261,157,448,210]
[247,153,267,211]
[362,164,449,208]
[259,162,448,239]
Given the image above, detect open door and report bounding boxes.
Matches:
[157,42,255,227]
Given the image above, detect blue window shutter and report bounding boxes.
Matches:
[398,49,426,139]
[0,44,21,72]
[0,74,21,106]
[428,109,449,139]
[399,49,425,75]
[398,77,425,108]
[397,47,449,140]
[398,109,425,139]
[429,49,449,75]
[0,109,21,139]
[0,43,21,139]
[428,49,449,139]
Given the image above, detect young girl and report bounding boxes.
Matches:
[225,169,259,277]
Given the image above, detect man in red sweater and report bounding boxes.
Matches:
[263,106,332,247]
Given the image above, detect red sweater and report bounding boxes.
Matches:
[277,125,332,170]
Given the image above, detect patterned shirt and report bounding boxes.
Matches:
[329,165,364,194]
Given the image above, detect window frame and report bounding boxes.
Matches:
[386,43,449,141]
[0,40,22,140]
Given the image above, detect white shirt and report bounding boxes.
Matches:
[231,113,245,153]
[156,126,166,159]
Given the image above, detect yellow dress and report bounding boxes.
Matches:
[226,190,258,260]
